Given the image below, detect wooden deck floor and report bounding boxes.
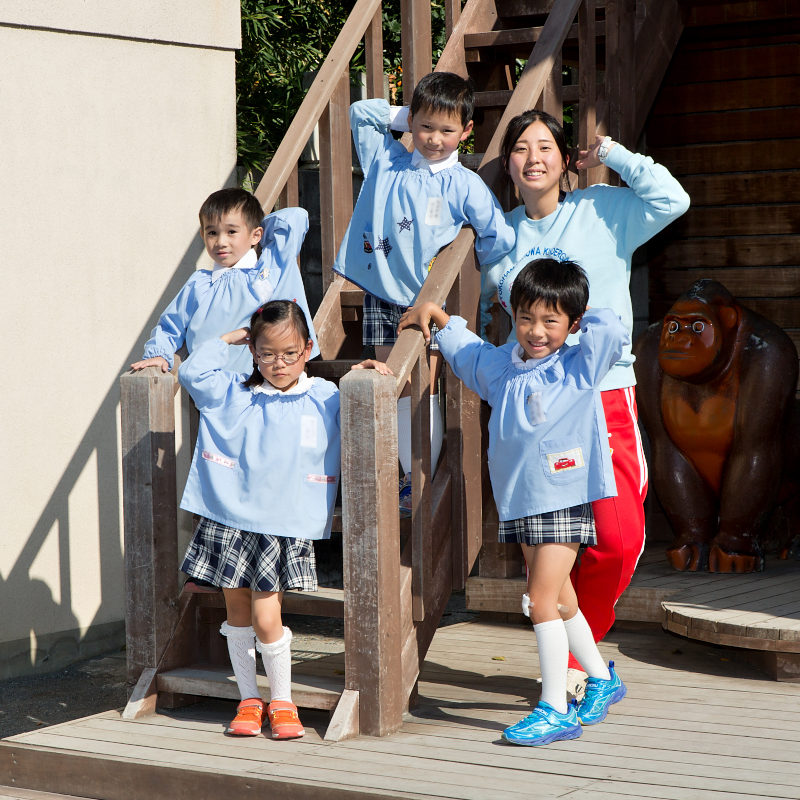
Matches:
[3,620,800,800]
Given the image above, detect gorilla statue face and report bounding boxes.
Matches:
[658,298,737,382]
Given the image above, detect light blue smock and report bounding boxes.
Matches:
[480,144,690,392]
[332,99,516,307]
[436,308,629,521]
[178,337,341,540]
[143,207,319,372]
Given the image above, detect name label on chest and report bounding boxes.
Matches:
[527,392,546,425]
[202,450,236,469]
[425,197,443,226]
[546,447,585,474]
[307,474,336,484]
[301,416,318,448]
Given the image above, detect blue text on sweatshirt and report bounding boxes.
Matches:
[333,99,516,307]
[481,145,690,391]
[178,338,341,539]
[436,308,629,521]
[144,207,319,372]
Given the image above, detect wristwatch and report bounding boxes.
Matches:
[597,136,614,163]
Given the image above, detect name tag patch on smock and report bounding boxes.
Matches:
[527,392,546,425]
[546,447,585,474]
[307,474,337,484]
[300,416,318,448]
[202,450,236,469]
[425,197,442,226]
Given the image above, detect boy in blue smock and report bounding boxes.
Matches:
[131,187,318,375]
[338,72,515,508]
[398,258,629,746]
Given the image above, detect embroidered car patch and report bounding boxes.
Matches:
[202,450,236,469]
[363,233,373,253]
[546,447,585,474]
[307,474,337,483]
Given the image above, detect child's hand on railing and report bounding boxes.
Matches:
[398,302,451,343]
[221,328,251,346]
[130,356,170,373]
[351,359,394,376]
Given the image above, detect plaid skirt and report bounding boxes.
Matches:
[499,504,597,547]
[181,517,317,592]
[362,292,440,350]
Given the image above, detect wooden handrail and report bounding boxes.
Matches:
[252,0,383,214]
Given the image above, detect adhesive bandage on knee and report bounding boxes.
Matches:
[522,593,569,618]
[397,395,444,478]
[220,621,260,701]
[256,626,293,703]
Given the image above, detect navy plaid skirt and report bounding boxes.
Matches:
[362,292,440,350]
[499,504,596,547]
[181,517,317,592]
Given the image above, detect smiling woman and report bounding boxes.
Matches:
[480,109,690,670]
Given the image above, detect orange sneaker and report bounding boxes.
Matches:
[267,700,305,739]
[227,698,264,736]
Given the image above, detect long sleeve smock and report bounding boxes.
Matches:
[480,145,690,391]
[143,207,318,372]
[332,99,516,307]
[436,308,629,520]
[178,338,340,539]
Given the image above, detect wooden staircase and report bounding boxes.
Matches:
[119,0,684,740]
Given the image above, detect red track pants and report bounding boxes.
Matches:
[568,387,648,670]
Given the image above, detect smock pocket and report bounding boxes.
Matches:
[303,473,338,522]
[539,436,587,485]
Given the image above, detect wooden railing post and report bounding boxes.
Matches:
[537,52,564,124]
[319,68,354,294]
[401,0,432,99]
[447,250,484,589]
[340,370,404,737]
[578,0,596,189]
[411,354,432,621]
[445,0,462,40]
[365,4,384,100]
[121,367,180,695]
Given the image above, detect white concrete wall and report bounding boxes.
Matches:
[0,3,240,678]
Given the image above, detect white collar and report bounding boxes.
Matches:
[210,247,257,283]
[250,371,315,396]
[410,148,459,174]
[511,344,560,370]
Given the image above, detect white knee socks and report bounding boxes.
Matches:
[563,610,611,680]
[256,626,293,703]
[533,619,569,714]
[220,621,260,701]
[397,395,444,476]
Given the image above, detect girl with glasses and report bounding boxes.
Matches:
[177,300,341,741]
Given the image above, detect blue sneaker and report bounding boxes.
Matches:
[502,701,582,746]
[576,661,627,725]
[399,473,412,518]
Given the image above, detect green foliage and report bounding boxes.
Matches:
[236,0,449,175]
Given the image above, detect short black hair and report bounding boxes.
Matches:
[409,72,474,127]
[199,188,264,232]
[509,258,589,325]
[243,300,312,388]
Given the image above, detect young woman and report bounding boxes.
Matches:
[481,111,690,682]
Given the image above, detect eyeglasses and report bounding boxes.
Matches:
[255,351,303,365]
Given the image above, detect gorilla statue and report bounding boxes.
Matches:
[634,279,800,572]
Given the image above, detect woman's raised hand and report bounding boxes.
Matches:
[221,328,251,346]
[574,135,613,171]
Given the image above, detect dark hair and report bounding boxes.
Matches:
[199,188,264,232]
[243,300,312,387]
[409,72,475,127]
[509,258,589,325]
[499,109,571,193]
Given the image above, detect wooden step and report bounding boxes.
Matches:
[190,585,346,618]
[475,82,602,108]
[495,0,606,18]
[306,361,360,382]
[464,21,605,55]
[156,663,344,710]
